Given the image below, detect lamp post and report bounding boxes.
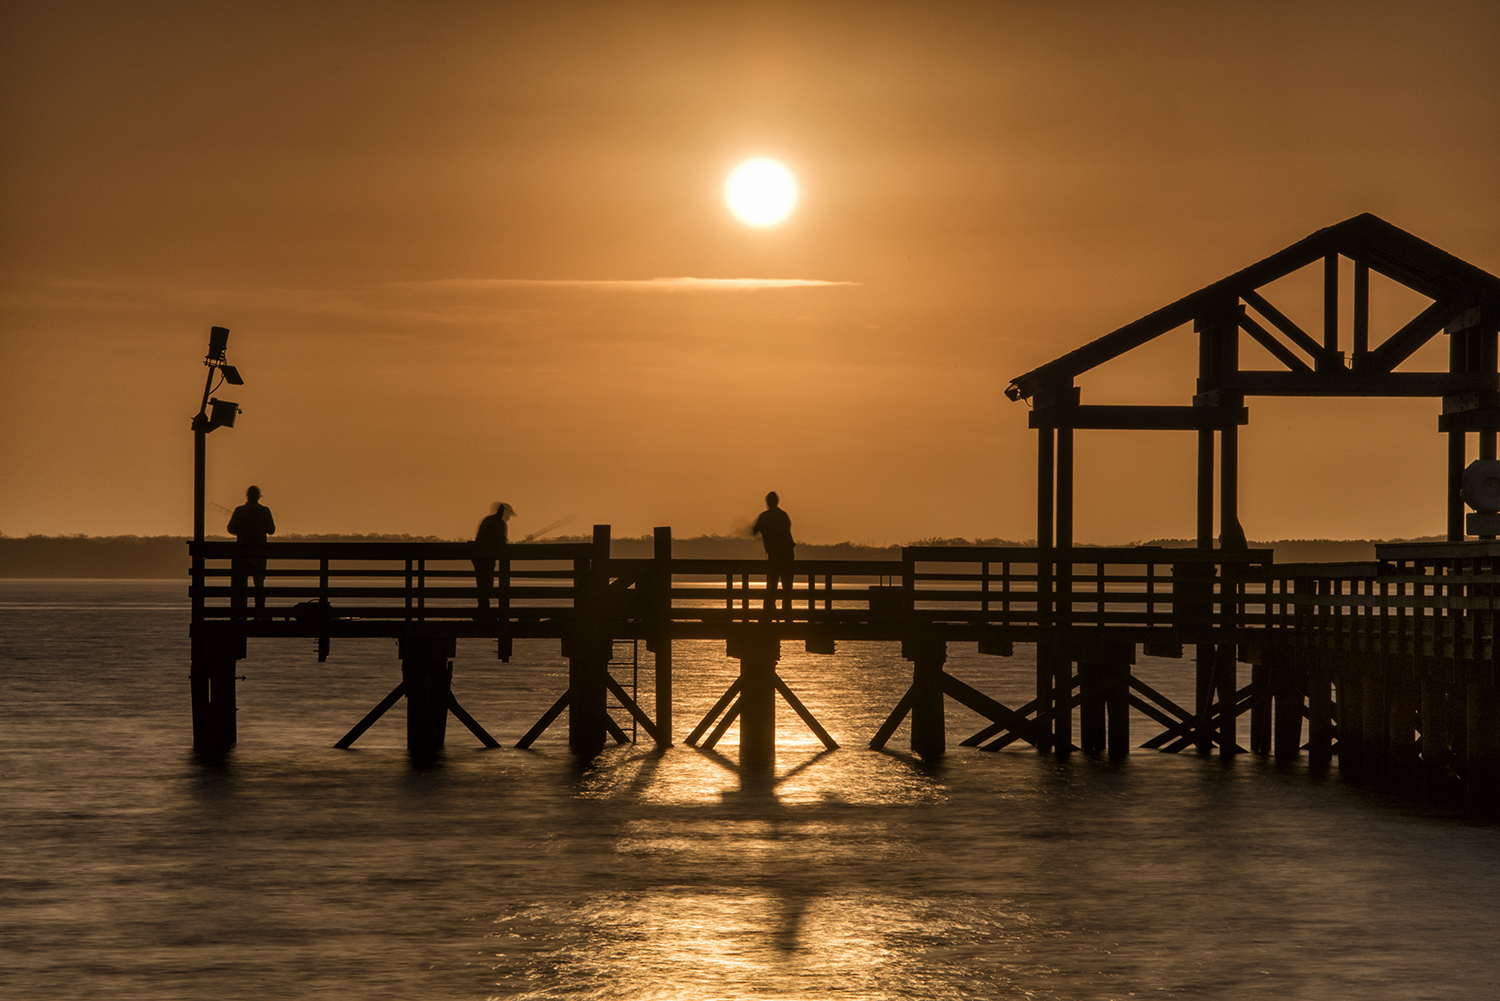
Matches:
[191,326,244,543]
[189,326,245,756]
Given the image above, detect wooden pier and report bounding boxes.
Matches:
[185,529,1496,809]
[186,214,1500,812]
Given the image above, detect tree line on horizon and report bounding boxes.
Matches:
[0,532,1443,578]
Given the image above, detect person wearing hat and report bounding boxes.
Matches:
[473,502,515,616]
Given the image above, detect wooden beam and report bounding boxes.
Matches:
[1029,405,1248,430]
[685,678,741,746]
[774,674,839,749]
[515,689,570,749]
[334,682,405,749]
[1225,371,1496,397]
[447,691,501,749]
[604,673,666,745]
[1365,297,1475,373]
[1238,309,1312,372]
[1241,288,1325,358]
[869,686,916,751]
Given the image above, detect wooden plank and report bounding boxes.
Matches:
[685,678,742,746]
[1365,297,1473,373]
[1225,371,1495,397]
[868,686,916,751]
[1241,288,1325,358]
[941,673,1042,746]
[514,689,570,749]
[604,713,630,745]
[447,691,501,749]
[604,674,665,746]
[702,698,742,750]
[334,682,405,749]
[1029,404,1249,431]
[1239,309,1312,372]
[774,674,839,750]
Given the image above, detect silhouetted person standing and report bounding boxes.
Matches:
[473,502,514,616]
[752,491,795,613]
[227,485,275,614]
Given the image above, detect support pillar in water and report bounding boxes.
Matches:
[735,632,779,770]
[190,627,242,756]
[567,636,611,757]
[401,635,455,761]
[906,635,946,759]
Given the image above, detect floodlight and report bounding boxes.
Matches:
[220,364,244,386]
[208,326,230,362]
[209,398,239,430]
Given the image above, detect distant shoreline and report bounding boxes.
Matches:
[0,533,1439,579]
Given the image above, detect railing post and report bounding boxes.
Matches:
[651,526,673,746]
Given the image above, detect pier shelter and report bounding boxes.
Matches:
[187,215,1500,812]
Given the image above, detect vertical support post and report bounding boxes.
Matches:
[400,635,453,761]
[1307,649,1335,770]
[1323,252,1339,359]
[1079,661,1106,755]
[1250,661,1271,755]
[1215,644,1238,755]
[1387,669,1421,794]
[1194,643,1215,754]
[190,628,240,755]
[909,636,947,759]
[652,527,673,746]
[1034,643,1054,754]
[568,525,613,756]
[1465,681,1500,808]
[1449,429,1467,542]
[1352,259,1369,362]
[1421,676,1453,796]
[1054,652,1073,755]
[1196,430,1214,548]
[1055,424,1074,757]
[1105,660,1130,758]
[737,633,779,769]
[1271,650,1305,761]
[1360,658,1389,785]
[1035,426,1055,756]
[1449,320,1470,541]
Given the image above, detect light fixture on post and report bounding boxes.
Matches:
[191,326,245,543]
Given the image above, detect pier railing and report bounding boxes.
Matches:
[188,539,1276,647]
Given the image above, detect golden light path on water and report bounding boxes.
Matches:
[7,584,1500,1001]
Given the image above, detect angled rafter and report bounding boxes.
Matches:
[1238,308,1313,372]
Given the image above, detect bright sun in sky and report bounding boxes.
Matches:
[725,159,797,226]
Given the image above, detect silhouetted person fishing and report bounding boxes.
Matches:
[227,485,275,614]
[473,502,514,616]
[752,491,795,613]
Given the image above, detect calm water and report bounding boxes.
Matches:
[2,580,1498,1000]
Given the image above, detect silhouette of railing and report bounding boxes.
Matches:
[188,541,1276,641]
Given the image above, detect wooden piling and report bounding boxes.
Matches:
[190,628,241,755]
[567,526,613,757]
[1105,660,1130,758]
[399,635,454,760]
[736,632,779,769]
[1465,682,1500,807]
[1079,661,1105,755]
[1270,650,1305,761]
[908,636,946,759]
[652,527,673,746]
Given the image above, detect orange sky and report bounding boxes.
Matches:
[3,1,1498,544]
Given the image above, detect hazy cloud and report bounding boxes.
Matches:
[389,277,858,292]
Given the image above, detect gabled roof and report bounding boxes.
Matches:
[1007,214,1500,402]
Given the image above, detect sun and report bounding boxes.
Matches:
[725,159,797,226]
